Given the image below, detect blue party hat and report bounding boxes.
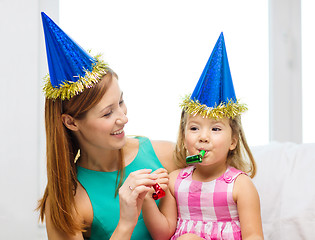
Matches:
[181,32,247,119]
[41,12,108,100]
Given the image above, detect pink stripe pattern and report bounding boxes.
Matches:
[171,166,243,240]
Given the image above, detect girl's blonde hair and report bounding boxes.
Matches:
[37,70,125,235]
[174,110,256,178]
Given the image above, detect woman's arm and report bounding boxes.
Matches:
[142,170,179,240]
[111,169,161,240]
[46,169,158,240]
[234,174,264,240]
[45,199,85,240]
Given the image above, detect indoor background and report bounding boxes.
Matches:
[0,0,314,239]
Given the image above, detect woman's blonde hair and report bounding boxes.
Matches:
[174,110,256,178]
[37,70,125,235]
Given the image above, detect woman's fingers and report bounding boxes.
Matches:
[151,168,169,190]
[124,169,158,191]
[151,168,168,175]
[120,168,161,202]
[118,168,168,227]
[120,168,170,207]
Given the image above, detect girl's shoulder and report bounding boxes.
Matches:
[222,167,246,183]
[234,172,252,185]
[169,168,182,179]
[232,172,258,202]
[168,166,193,184]
[168,168,183,195]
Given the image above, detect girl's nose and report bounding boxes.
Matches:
[199,131,210,143]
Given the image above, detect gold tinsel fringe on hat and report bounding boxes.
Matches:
[180,95,248,119]
[43,54,108,100]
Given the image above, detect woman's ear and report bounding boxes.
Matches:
[61,114,79,131]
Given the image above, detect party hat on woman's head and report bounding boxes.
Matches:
[41,12,108,100]
[181,32,247,119]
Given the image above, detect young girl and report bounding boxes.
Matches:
[38,13,176,240]
[142,33,264,239]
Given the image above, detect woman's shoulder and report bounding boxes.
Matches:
[125,136,177,172]
[150,139,175,153]
[125,136,174,152]
[150,140,177,172]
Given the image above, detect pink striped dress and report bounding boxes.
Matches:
[171,166,244,240]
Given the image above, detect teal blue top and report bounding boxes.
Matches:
[77,137,164,240]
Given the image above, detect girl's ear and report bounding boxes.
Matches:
[61,114,79,131]
[230,135,238,151]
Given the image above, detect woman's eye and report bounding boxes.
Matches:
[104,111,113,117]
[119,99,124,105]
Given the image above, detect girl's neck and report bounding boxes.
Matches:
[193,162,228,182]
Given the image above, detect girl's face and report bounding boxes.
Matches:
[74,77,128,151]
[184,114,237,166]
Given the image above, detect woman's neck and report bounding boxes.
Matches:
[76,138,139,172]
[78,148,121,172]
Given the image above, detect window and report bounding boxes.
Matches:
[302,0,315,143]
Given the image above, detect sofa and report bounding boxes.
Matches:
[251,142,315,240]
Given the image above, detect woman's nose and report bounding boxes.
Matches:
[116,108,128,125]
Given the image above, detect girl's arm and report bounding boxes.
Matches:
[142,169,180,240]
[234,174,264,240]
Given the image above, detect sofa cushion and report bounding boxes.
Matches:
[251,142,315,239]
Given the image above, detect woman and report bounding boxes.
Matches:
[38,12,177,239]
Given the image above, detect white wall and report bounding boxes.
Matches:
[0,0,58,239]
[60,0,270,146]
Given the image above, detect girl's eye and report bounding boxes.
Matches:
[212,127,221,131]
[119,99,124,105]
[190,127,198,131]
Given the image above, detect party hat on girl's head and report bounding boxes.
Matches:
[41,12,108,100]
[181,32,247,119]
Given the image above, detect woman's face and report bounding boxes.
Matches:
[184,114,237,167]
[74,76,128,151]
